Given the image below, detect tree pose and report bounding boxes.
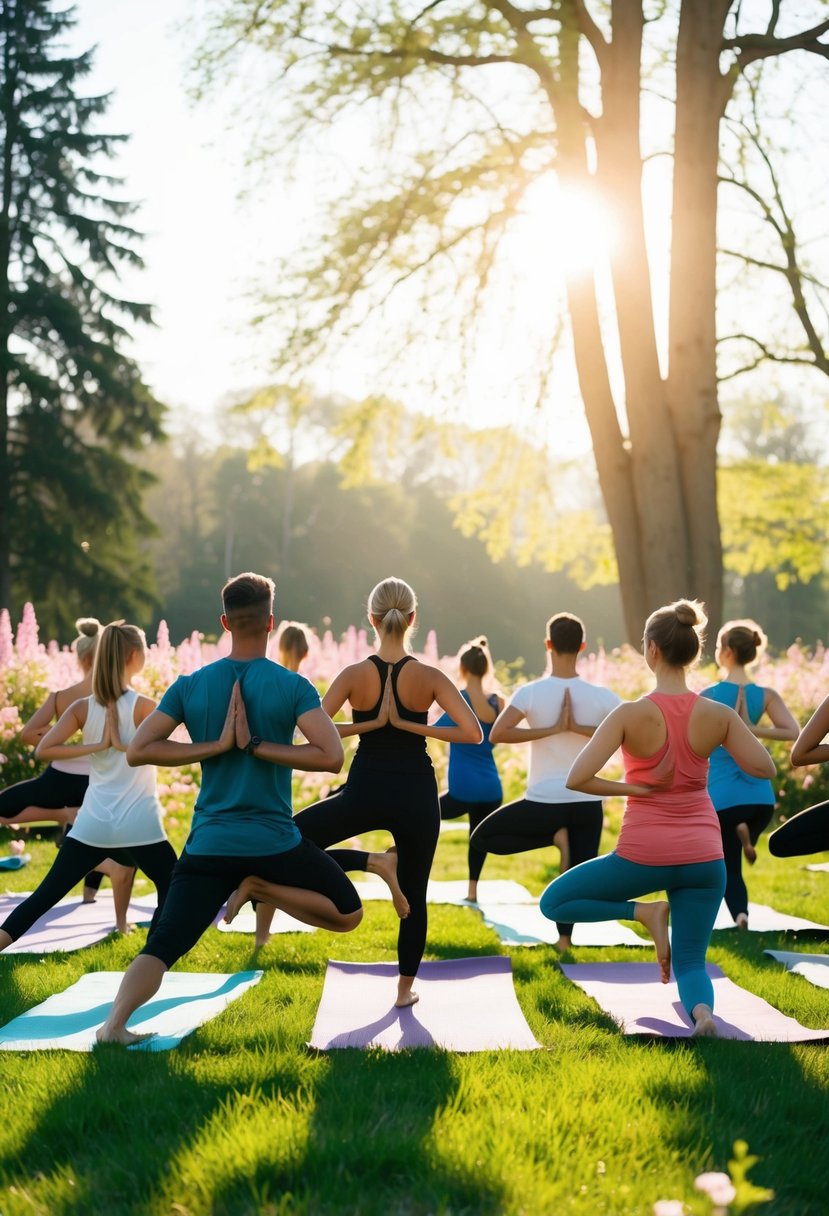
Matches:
[435,637,504,903]
[97,573,360,1046]
[768,696,829,860]
[471,613,619,950]
[701,620,798,928]
[0,622,176,945]
[540,601,774,1037]
[228,576,481,1008]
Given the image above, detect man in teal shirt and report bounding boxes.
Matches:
[97,572,362,1045]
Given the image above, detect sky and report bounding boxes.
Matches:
[68,1,828,457]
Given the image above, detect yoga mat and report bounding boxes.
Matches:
[0,891,158,954]
[805,862,829,873]
[0,969,263,1052]
[478,902,645,948]
[561,961,829,1041]
[439,821,469,833]
[309,955,541,1052]
[0,855,30,871]
[351,878,534,905]
[713,901,829,933]
[765,949,829,990]
[216,907,316,935]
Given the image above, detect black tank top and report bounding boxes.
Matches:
[351,655,431,771]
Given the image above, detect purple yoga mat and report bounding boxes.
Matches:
[0,891,158,954]
[309,955,542,1052]
[561,961,829,1042]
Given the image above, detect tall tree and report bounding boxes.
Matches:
[196,0,829,641]
[0,0,164,633]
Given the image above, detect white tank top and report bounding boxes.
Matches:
[70,690,166,848]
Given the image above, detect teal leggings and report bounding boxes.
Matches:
[540,852,726,1019]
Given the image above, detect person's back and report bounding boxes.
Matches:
[158,655,319,854]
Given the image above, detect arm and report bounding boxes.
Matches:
[108,695,157,753]
[321,665,391,738]
[19,692,58,747]
[735,686,799,741]
[489,703,558,745]
[237,697,344,773]
[721,710,777,778]
[565,707,656,798]
[36,699,107,761]
[389,671,482,743]
[791,696,829,767]
[126,686,237,767]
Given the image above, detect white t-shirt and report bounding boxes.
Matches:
[509,675,621,803]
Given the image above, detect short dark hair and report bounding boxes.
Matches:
[546,612,585,655]
[221,572,275,633]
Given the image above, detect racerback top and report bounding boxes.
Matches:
[351,655,431,773]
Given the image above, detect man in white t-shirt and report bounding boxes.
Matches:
[471,612,620,949]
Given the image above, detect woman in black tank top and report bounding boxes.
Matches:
[234,577,481,1008]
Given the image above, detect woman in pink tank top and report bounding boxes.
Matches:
[540,600,775,1037]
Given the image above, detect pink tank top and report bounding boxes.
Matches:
[616,691,724,866]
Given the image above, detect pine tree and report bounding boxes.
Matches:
[0,0,164,634]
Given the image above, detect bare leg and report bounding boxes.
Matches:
[96,954,167,1045]
[635,900,671,983]
[553,827,571,874]
[0,805,77,828]
[0,929,12,951]
[467,879,478,903]
[109,863,137,934]
[396,974,418,1007]
[691,1003,718,1037]
[554,933,572,953]
[254,902,275,948]
[224,876,363,934]
[736,822,756,865]
[367,850,410,918]
[735,911,749,930]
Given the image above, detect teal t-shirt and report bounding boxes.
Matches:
[158,656,320,856]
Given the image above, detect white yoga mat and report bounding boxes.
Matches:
[765,949,829,990]
[561,961,829,1042]
[216,907,316,935]
[309,955,541,1052]
[439,821,469,833]
[0,891,158,954]
[0,969,263,1052]
[805,862,829,873]
[713,901,829,933]
[478,902,645,948]
[351,878,534,906]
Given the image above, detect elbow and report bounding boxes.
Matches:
[464,725,484,745]
[789,746,807,769]
[126,742,142,767]
[19,728,38,749]
[489,726,504,746]
[34,740,48,761]
[326,743,345,774]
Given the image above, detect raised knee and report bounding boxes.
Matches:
[337,907,363,932]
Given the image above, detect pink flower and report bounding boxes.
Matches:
[694,1172,736,1206]
[653,1202,685,1216]
[10,839,26,855]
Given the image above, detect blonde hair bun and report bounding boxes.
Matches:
[367,577,417,641]
[674,601,705,628]
[75,617,102,637]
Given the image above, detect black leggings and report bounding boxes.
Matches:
[295,760,440,977]
[769,799,829,858]
[440,792,499,883]
[0,765,88,821]
[470,798,604,938]
[716,802,774,919]
[0,837,177,942]
[142,840,361,968]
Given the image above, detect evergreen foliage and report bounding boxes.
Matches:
[0,0,164,633]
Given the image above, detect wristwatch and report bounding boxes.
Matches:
[245,735,262,756]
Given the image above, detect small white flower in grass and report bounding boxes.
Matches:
[694,1172,737,1206]
[653,1200,685,1216]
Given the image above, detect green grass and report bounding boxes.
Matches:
[1,818,828,1216]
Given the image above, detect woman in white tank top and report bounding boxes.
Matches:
[0,622,178,950]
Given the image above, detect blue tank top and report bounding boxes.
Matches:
[351,655,432,773]
[701,681,775,810]
[436,691,503,803]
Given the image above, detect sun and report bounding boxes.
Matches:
[512,174,621,277]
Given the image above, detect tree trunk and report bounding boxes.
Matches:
[665,0,732,638]
[0,2,17,613]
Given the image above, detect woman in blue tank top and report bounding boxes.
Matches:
[701,619,798,928]
[435,637,503,902]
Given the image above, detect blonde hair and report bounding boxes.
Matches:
[279,622,309,666]
[643,599,707,668]
[74,617,102,667]
[718,619,767,667]
[92,621,146,706]
[368,577,417,642]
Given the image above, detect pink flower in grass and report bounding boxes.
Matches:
[694,1172,736,1207]
[10,839,25,855]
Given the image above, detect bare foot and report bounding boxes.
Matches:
[466,884,478,904]
[115,922,136,936]
[395,989,419,1008]
[254,933,271,949]
[736,823,756,864]
[95,1024,155,1047]
[367,851,410,918]
[554,934,572,953]
[691,1004,718,1038]
[636,900,671,983]
[224,880,254,925]
[735,912,749,931]
[82,888,97,905]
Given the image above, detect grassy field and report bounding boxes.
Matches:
[0,807,828,1216]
